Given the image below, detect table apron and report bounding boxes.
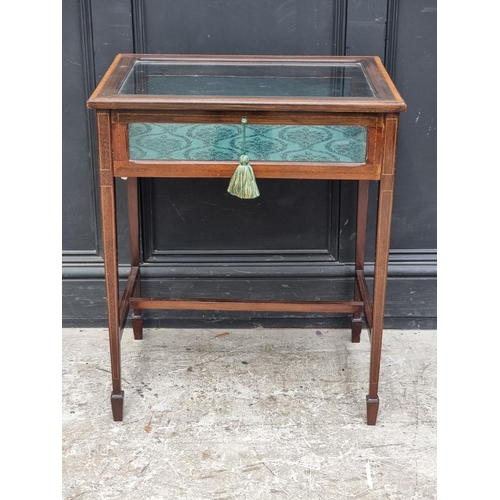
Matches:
[113,160,381,180]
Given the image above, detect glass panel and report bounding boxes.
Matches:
[118,61,374,98]
[129,123,367,163]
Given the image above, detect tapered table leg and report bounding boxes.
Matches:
[367,114,399,425]
[351,180,369,343]
[97,111,124,421]
[367,183,392,425]
[127,177,143,340]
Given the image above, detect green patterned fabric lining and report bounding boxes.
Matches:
[128,123,367,163]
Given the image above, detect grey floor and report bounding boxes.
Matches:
[62,327,437,500]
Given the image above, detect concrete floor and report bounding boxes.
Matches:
[62,328,436,500]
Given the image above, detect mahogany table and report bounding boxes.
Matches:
[87,54,406,425]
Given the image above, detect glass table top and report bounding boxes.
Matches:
[87,55,406,113]
[117,60,375,98]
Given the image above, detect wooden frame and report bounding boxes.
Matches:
[87,54,406,425]
[89,54,406,113]
[111,111,384,180]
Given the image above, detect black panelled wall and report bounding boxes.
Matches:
[62,0,437,328]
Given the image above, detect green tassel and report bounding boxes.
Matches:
[227,154,260,199]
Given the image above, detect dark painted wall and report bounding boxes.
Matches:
[62,0,437,328]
